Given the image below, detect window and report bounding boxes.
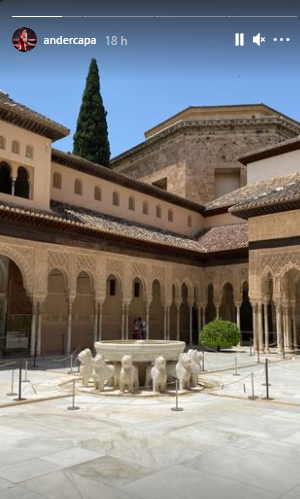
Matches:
[168,209,174,222]
[109,279,116,296]
[53,172,62,190]
[128,196,135,211]
[0,162,12,195]
[113,191,120,206]
[11,141,20,154]
[0,136,5,150]
[15,166,30,199]
[74,178,83,195]
[156,205,162,219]
[188,215,192,227]
[25,145,34,159]
[142,201,149,215]
[134,282,140,298]
[94,185,102,201]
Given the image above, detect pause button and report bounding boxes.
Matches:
[235,33,244,46]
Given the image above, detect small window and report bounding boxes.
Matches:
[134,282,140,298]
[156,205,162,219]
[12,141,20,154]
[143,201,149,215]
[168,209,173,222]
[109,279,116,296]
[0,136,5,150]
[188,215,192,227]
[94,185,102,201]
[25,145,34,159]
[75,178,82,195]
[128,196,135,211]
[113,191,120,206]
[53,172,62,190]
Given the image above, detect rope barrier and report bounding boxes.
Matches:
[0,361,17,368]
[51,347,79,363]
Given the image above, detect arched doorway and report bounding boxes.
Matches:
[128,278,146,339]
[15,166,30,199]
[103,274,122,339]
[170,284,178,340]
[42,268,67,353]
[220,282,235,322]
[72,271,94,350]
[149,279,163,339]
[205,283,216,324]
[0,255,32,354]
[240,281,253,343]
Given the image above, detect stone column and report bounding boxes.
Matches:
[11,177,16,196]
[97,302,103,341]
[176,303,181,341]
[236,303,241,331]
[121,302,125,340]
[93,301,99,344]
[66,297,74,355]
[264,302,270,353]
[198,305,202,344]
[36,302,43,355]
[146,303,150,339]
[166,305,170,341]
[258,304,264,351]
[252,303,258,350]
[215,304,220,320]
[292,305,297,350]
[125,304,129,340]
[286,306,292,350]
[0,292,7,339]
[30,301,37,356]
[276,303,283,353]
[189,304,193,345]
[163,305,167,340]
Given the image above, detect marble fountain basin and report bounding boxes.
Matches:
[94,339,185,363]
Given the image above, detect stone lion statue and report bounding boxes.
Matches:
[175,353,192,390]
[151,355,167,393]
[92,353,117,391]
[77,348,93,387]
[187,349,203,387]
[120,355,139,393]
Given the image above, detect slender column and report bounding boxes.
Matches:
[282,306,288,349]
[36,302,42,355]
[198,306,202,344]
[121,303,125,340]
[176,304,180,341]
[189,305,193,345]
[166,305,170,341]
[264,302,270,353]
[276,304,283,353]
[66,298,73,355]
[163,306,167,340]
[125,304,129,340]
[252,303,258,350]
[215,304,220,320]
[30,301,37,356]
[203,306,206,327]
[292,306,297,350]
[286,306,292,350]
[93,301,99,344]
[258,304,264,351]
[236,304,241,331]
[98,302,103,341]
[146,303,150,339]
[11,178,16,196]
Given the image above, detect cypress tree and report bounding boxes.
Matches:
[73,58,110,167]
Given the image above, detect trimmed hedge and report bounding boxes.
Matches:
[200,319,240,348]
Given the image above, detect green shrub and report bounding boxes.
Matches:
[200,319,240,348]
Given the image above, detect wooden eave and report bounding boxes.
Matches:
[231,199,300,220]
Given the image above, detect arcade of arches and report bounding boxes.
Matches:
[0,238,299,356]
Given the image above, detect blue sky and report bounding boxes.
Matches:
[1,0,299,157]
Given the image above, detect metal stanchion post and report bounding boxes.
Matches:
[13,359,26,401]
[202,351,206,372]
[171,378,183,412]
[248,372,258,400]
[22,361,30,383]
[7,369,17,396]
[67,379,80,410]
[233,357,240,376]
[262,358,273,400]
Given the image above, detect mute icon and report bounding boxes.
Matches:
[253,33,266,46]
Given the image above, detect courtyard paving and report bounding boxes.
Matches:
[0,349,300,498]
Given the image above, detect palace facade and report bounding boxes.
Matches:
[0,91,300,356]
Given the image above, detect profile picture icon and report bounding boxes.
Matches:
[12,27,37,52]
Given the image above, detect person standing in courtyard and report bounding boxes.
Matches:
[139,317,147,340]
[133,318,140,339]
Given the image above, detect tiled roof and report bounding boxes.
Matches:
[195,223,248,253]
[0,91,69,141]
[239,136,300,165]
[0,198,248,256]
[52,149,205,214]
[204,172,300,214]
